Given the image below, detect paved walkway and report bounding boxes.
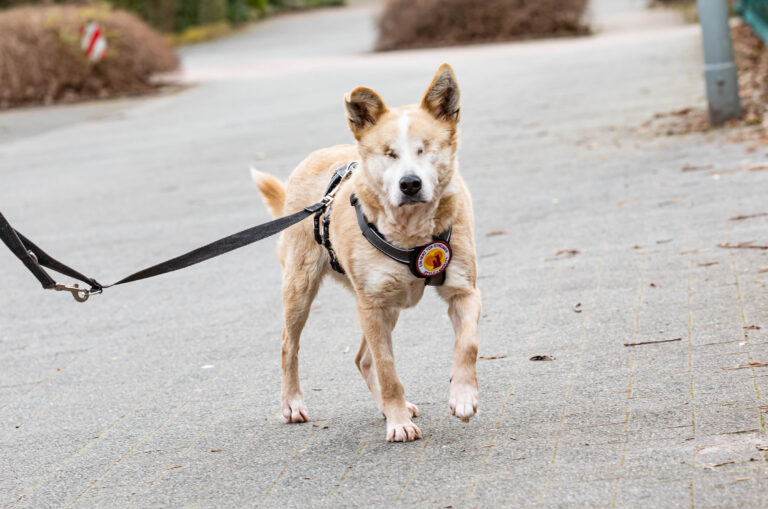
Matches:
[1,1,767,507]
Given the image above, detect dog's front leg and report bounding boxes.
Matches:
[440,286,481,422]
[357,302,421,442]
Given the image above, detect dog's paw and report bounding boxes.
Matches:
[386,421,422,442]
[449,383,478,423]
[282,397,308,423]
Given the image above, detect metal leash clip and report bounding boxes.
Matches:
[53,283,91,303]
[320,164,354,207]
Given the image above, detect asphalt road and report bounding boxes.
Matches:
[1,2,768,507]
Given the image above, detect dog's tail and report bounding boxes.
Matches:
[250,168,286,218]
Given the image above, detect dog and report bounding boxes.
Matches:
[252,63,481,442]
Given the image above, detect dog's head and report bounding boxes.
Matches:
[345,63,460,209]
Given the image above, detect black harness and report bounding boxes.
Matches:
[314,163,452,286]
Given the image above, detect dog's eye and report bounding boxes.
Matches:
[386,151,398,159]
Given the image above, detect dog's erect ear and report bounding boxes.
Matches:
[421,63,461,123]
[345,87,388,136]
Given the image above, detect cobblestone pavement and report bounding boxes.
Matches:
[1,1,768,508]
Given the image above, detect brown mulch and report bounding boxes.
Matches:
[375,0,589,52]
[0,5,179,109]
[639,19,768,142]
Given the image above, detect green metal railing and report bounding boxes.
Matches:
[738,0,768,44]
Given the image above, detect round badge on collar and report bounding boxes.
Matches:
[413,240,451,277]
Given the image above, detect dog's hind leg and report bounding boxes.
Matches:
[355,336,419,418]
[280,256,323,423]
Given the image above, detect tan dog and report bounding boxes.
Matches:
[252,64,481,442]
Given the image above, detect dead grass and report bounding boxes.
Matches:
[0,5,179,109]
[375,0,589,52]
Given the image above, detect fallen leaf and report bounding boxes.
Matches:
[632,244,644,250]
[210,449,225,453]
[322,425,329,429]
[756,445,768,451]
[698,261,719,267]
[486,230,509,237]
[479,355,507,360]
[556,249,580,258]
[649,283,658,288]
[573,302,582,313]
[707,461,735,468]
[312,424,319,427]
[680,249,700,255]
[656,239,674,244]
[166,465,182,470]
[624,337,682,347]
[744,325,761,330]
[304,476,311,480]
[509,437,516,440]
[530,355,555,361]
[730,212,768,221]
[311,388,322,391]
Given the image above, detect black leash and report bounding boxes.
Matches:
[0,163,353,303]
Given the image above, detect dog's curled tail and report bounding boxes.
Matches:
[251,168,286,218]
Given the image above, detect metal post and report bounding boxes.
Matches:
[697,0,742,125]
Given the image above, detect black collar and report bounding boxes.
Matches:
[350,193,452,286]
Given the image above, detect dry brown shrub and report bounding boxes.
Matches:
[375,0,589,52]
[732,20,768,124]
[0,5,179,108]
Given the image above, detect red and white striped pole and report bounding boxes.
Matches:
[79,22,107,63]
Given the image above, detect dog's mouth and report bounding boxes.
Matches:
[399,196,428,207]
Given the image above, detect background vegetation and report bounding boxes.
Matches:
[0,0,343,33]
[376,0,589,51]
[0,4,179,108]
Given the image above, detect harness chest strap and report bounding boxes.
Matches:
[349,193,452,287]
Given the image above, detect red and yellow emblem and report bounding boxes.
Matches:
[414,240,451,277]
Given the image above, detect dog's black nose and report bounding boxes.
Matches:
[399,175,422,196]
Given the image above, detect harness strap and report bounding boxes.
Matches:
[314,163,355,274]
